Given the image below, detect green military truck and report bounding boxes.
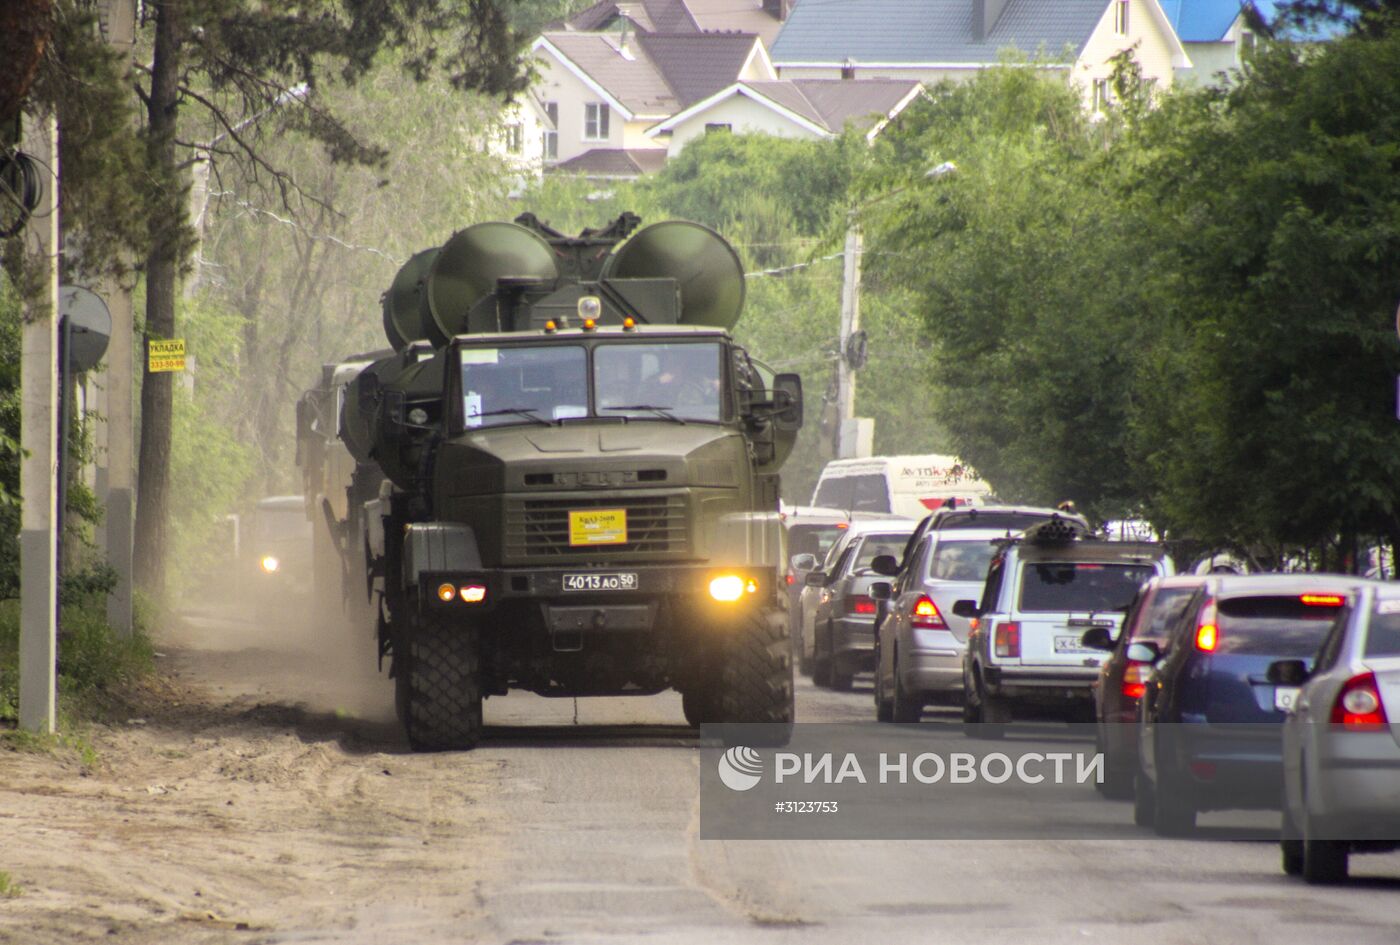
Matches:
[311,213,803,750]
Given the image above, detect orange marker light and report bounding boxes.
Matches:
[437,583,456,602]
[583,318,597,331]
[544,320,557,333]
[623,317,636,330]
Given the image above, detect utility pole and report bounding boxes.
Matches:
[835,221,866,460]
[18,111,60,734]
[97,0,138,635]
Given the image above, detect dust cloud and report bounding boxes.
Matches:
[171,576,397,726]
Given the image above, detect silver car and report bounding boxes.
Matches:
[1278,581,1400,883]
[873,528,1007,721]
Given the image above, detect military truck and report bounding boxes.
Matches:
[313,212,803,750]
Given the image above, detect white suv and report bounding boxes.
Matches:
[956,522,1172,735]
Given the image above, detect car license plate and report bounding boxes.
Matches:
[1054,635,1094,654]
[1274,686,1300,712]
[568,508,627,546]
[562,572,638,592]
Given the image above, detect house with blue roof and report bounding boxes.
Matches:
[770,0,1190,110]
[1161,1,1262,83]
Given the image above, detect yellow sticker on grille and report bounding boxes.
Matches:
[569,508,628,545]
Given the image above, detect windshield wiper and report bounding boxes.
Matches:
[602,404,686,424]
[471,406,552,427]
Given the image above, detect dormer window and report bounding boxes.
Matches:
[585,103,611,141]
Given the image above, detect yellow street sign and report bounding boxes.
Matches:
[148,338,185,373]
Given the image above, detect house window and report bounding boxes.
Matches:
[503,123,523,154]
[1239,30,1256,59]
[704,123,731,134]
[544,101,558,161]
[1114,0,1129,35]
[1092,78,1111,111]
[585,103,610,141]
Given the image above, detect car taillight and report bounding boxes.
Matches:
[847,595,877,615]
[1194,599,1218,652]
[911,595,948,630]
[994,621,1020,658]
[785,573,795,586]
[1122,662,1148,700]
[1301,594,1345,606]
[1331,672,1389,729]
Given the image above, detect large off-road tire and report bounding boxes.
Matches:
[715,611,794,724]
[399,613,483,752]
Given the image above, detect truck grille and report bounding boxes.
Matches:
[506,495,688,557]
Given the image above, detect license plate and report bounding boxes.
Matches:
[569,508,627,546]
[1274,686,1300,712]
[562,572,639,592]
[1054,635,1095,654]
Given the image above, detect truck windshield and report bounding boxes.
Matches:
[595,342,722,423]
[461,346,588,428]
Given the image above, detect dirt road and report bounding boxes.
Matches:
[3,612,1399,945]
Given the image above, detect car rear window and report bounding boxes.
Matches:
[1132,586,1196,643]
[928,540,996,582]
[1019,563,1156,613]
[1365,606,1400,658]
[788,524,843,559]
[1214,596,1345,657]
[853,534,913,572]
[813,474,889,513]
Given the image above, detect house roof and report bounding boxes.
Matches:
[648,78,923,138]
[562,0,787,43]
[537,31,680,118]
[770,0,1111,65]
[1158,1,1245,42]
[684,0,788,45]
[636,31,764,105]
[551,147,670,178]
[564,0,701,33]
[537,30,765,118]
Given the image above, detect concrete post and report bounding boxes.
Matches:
[836,222,862,459]
[19,112,60,734]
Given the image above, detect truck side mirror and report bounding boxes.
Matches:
[772,373,803,432]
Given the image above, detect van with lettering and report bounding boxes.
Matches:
[810,455,992,519]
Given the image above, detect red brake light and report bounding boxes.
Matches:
[1121,663,1148,700]
[848,595,877,615]
[911,595,948,630]
[785,573,795,586]
[994,621,1020,658]
[1301,594,1345,607]
[1331,672,1388,729]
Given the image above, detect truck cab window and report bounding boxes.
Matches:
[461,345,588,427]
[595,342,723,422]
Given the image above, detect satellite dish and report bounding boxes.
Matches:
[382,248,442,350]
[423,222,558,339]
[59,285,112,373]
[603,220,745,330]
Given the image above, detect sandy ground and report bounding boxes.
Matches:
[0,606,507,945]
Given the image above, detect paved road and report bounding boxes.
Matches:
[7,611,1400,944]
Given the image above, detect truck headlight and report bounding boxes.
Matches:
[260,555,280,574]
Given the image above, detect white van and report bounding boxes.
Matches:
[810,455,992,519]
